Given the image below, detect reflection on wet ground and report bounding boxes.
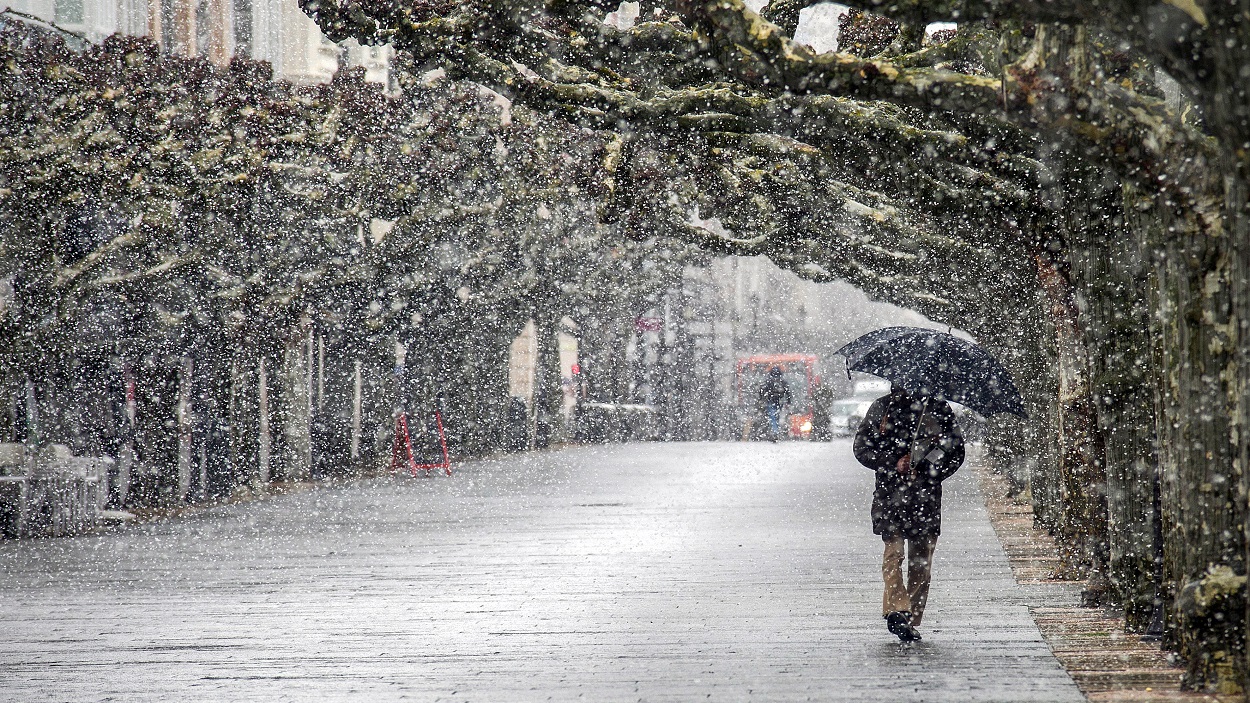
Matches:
[1,441,1082,702]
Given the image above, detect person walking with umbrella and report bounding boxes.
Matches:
[836,327,1027,643]
[854,384,964,642]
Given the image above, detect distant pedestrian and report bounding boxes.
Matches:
[853,384,964,642]
[757,367,792,442]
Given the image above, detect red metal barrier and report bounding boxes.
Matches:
[389,411,451,476]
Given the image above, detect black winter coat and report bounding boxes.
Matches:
[853,391,965,539]
[758,375,792,408]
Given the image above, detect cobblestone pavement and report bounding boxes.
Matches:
[1,441,1083,702]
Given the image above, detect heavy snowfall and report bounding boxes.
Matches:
[1,0,1249,699]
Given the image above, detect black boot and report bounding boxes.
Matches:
[885,611,921,642]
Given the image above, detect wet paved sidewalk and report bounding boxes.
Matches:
[0,441,1082,702]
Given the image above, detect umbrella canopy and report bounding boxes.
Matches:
[834,326,1027,418]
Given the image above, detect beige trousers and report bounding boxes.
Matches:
[881,535,938,625]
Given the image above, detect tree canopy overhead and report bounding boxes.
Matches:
[294,0,1239,332]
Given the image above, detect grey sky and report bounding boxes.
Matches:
[613,1,847,52]
[793,3,847,53]
[742,1,846,53]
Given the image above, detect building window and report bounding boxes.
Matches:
[55,0,84,24]
[233,0,252,55]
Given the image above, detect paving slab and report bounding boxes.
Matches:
[0,441,1084,702]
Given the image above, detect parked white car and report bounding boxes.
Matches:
[830,396,878,436]
[829,382,986,441]
[828,380,889,436]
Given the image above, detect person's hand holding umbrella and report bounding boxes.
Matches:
[896,453,912,477]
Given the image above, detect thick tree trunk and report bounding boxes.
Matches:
[1191,14,1250,692]
[1034,251,1109,584]
[426,312,514,456]
[969,277,1056,510]
[535,313,565,447]
[1069,181,1160,627]
[183,350,230,503]
[277,323,313,483]
[257,356,270,485]
[1145,196,1245,692]
[1017,308,1065,534]
[1232,158,1250,700]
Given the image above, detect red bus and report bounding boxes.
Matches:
[735,354,818,439]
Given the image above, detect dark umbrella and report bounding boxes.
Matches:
[834,326,1027,418]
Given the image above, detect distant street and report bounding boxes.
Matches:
[1,442,1082,702]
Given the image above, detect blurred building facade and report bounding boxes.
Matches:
[8,0,392,86]
[618,255,933,441]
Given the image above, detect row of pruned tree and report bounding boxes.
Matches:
[295,0,1250,691]
[0,19,698,504]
